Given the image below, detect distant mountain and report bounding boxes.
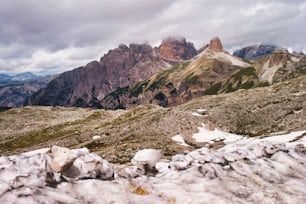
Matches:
[0,74,11,80]
[0,75,55,107]
[0,72,40,86]
[233,44,287,60]
[27,39,198,107]
[11,72,39,81]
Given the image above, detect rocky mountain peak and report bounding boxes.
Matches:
[158,37,197,60]
[209,37,223,52]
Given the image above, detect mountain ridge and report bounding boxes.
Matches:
[17,37,306,109]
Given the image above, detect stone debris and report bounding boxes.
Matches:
[0,138,306,203]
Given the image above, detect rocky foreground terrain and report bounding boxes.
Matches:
[0,123,305,203]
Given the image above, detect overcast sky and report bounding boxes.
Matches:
[0,0,305,75]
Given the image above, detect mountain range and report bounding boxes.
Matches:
[0,74,55,107]
[25,37,306,110]
[0,37,305,109]
[0,72,39,85]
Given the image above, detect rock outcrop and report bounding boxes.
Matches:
[208,37,223,52]
[268,50,291,67]
[159,37,197,61]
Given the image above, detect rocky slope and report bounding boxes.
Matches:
[253,50,305,84]
[27,39,198,108]
[1,75,306,163]
[27,43,172,107]
[100,37,260,109]
[100,39,306,110]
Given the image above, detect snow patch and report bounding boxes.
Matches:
[192,112,203,117]
[92,135,101,140]
[172,135,190,146]
[192,124,243,144]
[261,130,306,145]
[196,108,207,113]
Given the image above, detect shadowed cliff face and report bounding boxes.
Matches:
[27,44,169,107]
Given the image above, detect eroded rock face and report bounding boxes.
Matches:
[27,44,169,107]
[159,37,197,60]
[268,50,291,67]
[209,37,223,52]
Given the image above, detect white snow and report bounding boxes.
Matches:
[192,112,203,116]
[172,135,190,146]
[1,129,306,203]
[92,135,101,140]
[197,108,207,113]
[261,130,306,144]
[131,149,161,169]
[192,123,243,144]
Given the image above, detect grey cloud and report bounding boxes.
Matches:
[0,0,305,75]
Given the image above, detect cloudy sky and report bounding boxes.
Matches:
[0,0,305,75]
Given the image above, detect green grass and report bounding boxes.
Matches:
[183,73,200,85]
[129,80,149,97]
[257,81,270,87]
[0,110,108,154]
[0,123,76,153]
[204,82,222,95]
[241,81,255,89]
[224,67,258,93]
[148,62,190,91]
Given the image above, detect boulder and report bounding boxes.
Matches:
[131,149,162,176]
[50,146,77,173]
[62,153,114,180]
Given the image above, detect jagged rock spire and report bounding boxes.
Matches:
[209,37,223,52]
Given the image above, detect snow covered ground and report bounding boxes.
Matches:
[1,126,306,203]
